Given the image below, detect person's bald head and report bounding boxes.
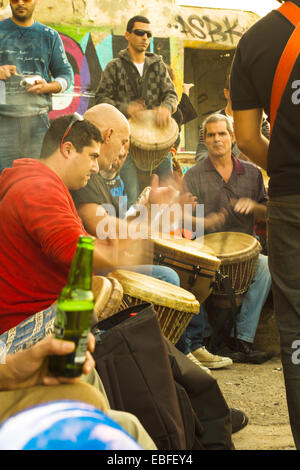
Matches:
[84,103,129,136]
[84,104,130,173]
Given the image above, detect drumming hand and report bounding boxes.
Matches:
[231,198,256,215]
[204,210,227,232]
[149,174,177,205]
[155,105,171,128]
[177,192,197,210]
[126,100,146,118]
[0,65,18,80]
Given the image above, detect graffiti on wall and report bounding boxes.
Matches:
[168,12,246,47]
[50,31,171,119]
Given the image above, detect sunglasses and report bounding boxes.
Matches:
[60,112,84,153]
[131,29,152,38]
[11,0,33,4]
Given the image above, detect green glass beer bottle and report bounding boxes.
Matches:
[48,235,95,377]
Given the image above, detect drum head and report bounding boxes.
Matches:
[108,269,199,313]
[153,236,221,271]
[129,110,178,151]
[200,232,261,262]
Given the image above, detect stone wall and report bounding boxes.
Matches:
[0,0,259,149]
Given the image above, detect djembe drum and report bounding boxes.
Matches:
[200,232,261,300]
[107,269,199,344]
[92,275,123,322]
[129,110,179,172]
[151,237,221,304]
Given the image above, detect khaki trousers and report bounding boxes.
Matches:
[0,368,156,450]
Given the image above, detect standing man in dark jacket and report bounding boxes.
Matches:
[230,0,300,449]
[95,15,178,207]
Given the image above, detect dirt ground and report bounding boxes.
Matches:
[211,296,296,450]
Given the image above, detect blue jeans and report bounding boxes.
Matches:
[129,264,180,286]
[98,264,180,287]
[267,195,300,449]
[0,114,49,173]
[176,254,271,354]
[120,153,173,208]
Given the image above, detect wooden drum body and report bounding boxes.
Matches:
[92,275,123,322]
[107,269,199,344]
[201,232,261,297]
[129,110,178,171]
[151,237,221,305]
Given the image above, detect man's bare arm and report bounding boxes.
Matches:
[233,108,269,170]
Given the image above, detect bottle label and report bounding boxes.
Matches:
[74,331,89,364]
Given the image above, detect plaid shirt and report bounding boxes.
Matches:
[183,156,268,236]
[95,48,178,117]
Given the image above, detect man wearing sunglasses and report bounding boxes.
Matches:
[0,0,72,173]
[95,15,178,207]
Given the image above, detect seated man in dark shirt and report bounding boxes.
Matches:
[71,103,181,287]
[182,113,273,364]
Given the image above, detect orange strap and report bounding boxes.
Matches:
[270,2,300,133]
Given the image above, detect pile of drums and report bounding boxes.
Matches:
[102,232,261,344]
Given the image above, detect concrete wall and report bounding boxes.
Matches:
[0,0,259,150]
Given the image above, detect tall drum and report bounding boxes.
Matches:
[151,237,221,304]
[129,110,178,171]
[201,232,261,297]
[107,269,199,344]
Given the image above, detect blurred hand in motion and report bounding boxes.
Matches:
[126,99,146,118]
[0,65,18,80]
[155,105,171,128]
[177,191,197,211]
[156,174,197,209]
[149,174,178,205]
[204,209,227,232]
[231,197,256,215]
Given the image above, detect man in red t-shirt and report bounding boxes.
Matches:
[0,113,138,334]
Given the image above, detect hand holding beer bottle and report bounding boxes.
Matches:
[49,236,95,378]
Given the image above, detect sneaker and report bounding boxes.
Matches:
[186,352,212,376]
[191,346,233,369]
[230,408,249,434]
[221,339,275,365]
